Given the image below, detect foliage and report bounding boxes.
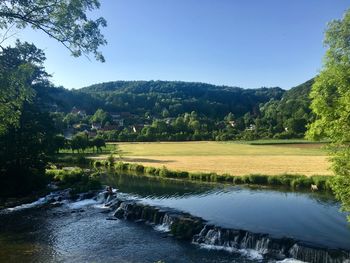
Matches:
[307,9,350,218]
[0,101,57,197]
[0,0,107,61]
[67,132,106,153]
[91,109,111,126]
[91,136,106,152]
[107,154,115,166]
[110,161,332,191]
[39,78,319,141]
[70,132,89,152]
[0,0,107,197]
[46,167,101,193]
[55,154,89,165]
[0,42,60,197]
[0,41,47,134]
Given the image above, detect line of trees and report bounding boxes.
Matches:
[0,0,106,197]
[69,133,106,153]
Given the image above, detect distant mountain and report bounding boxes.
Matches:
[76,80,285,119]
[34,79,315,140]
[283,78,314,101]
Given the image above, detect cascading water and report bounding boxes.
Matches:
[109,196,350,263]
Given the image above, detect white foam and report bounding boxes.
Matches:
[93,203,110,209]
[197,244,264,260]
[154,224,171,232]
[68,199,98,209]
[3,197,47,213]
[276,259,307,263]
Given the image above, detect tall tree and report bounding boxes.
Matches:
[307,9,350,219]
[0,0,107,134]
[0,0,107,61]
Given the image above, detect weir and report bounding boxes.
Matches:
[108,195,350,263]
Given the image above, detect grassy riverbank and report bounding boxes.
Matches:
[93,160,333,191]
[90,141,331,176]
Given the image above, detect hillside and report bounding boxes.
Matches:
[35,79,313,141]
[72,81,284,117]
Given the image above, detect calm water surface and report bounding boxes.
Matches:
[0,172,349,263]
[104,173,350,250]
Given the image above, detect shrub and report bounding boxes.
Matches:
[46,168,102,194]
[128,163,145,173]
[209,173,218,182]
[176,171,189,178]
[248,174,268,184]
[290,176,312,189]
[233,176,244,184]
[107,154,115,166]
[145,166,157,175]
[267,176,282,185]
[311,176,332,190]
[159,166,176,178]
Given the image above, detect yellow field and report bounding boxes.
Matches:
[98,141,332,176]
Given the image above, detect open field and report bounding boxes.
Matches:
[93,141,332,176]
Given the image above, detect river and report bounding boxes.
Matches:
[0,171,349,262]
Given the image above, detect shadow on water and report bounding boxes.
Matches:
[0,198,255,263]
[0,169,349,262]
[101,170,350,251]
[101,169,337,205]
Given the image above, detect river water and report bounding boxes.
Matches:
[0,172,349,262]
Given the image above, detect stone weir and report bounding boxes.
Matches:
[107,198,350,263]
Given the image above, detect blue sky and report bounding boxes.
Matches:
[7,0,350,90]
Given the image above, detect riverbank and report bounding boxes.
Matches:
[2,180,348,263]
[93,160,333,191]
[0,167,101,210]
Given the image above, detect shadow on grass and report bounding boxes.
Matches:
[121,157,175,164]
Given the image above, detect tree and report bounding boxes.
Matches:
[91,136,105,152]
[0,100,57,197]
[0,0,107,61]
[307,9,350,220]
[0,0,107,135]
[90,109,111,126]
[52,134,66,153]
[71,132,89,153]
[0,41,47,134]
[63,113,81,127]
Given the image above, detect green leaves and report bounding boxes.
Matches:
[0,42,43,134]
[0,0,107,62]
[307,9,350,219]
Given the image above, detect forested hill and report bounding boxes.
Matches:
[68,81,284,117]
[37,79,314,140]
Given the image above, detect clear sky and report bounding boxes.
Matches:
[6,0,350,90]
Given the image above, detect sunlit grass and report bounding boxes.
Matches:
[89,141,331,176]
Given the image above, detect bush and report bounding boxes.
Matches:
[290,177,312,189]
[248,174,268,184]
[267,176,282,185]
[175,171,189,179]
[311,176,332,190]
[103,161,333,192]
[107,154,115,166]
[145,166,157,175]
[233,176,244,184]
[159,166,173,178]
[127,163,145,173]
[46,168,102,193]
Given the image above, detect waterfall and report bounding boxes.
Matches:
[154,213,175,232]
[288,244,350,263]
[109,198,350,263]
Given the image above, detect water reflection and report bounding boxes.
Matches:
[102,171,350,250]
[0,171,349,263]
